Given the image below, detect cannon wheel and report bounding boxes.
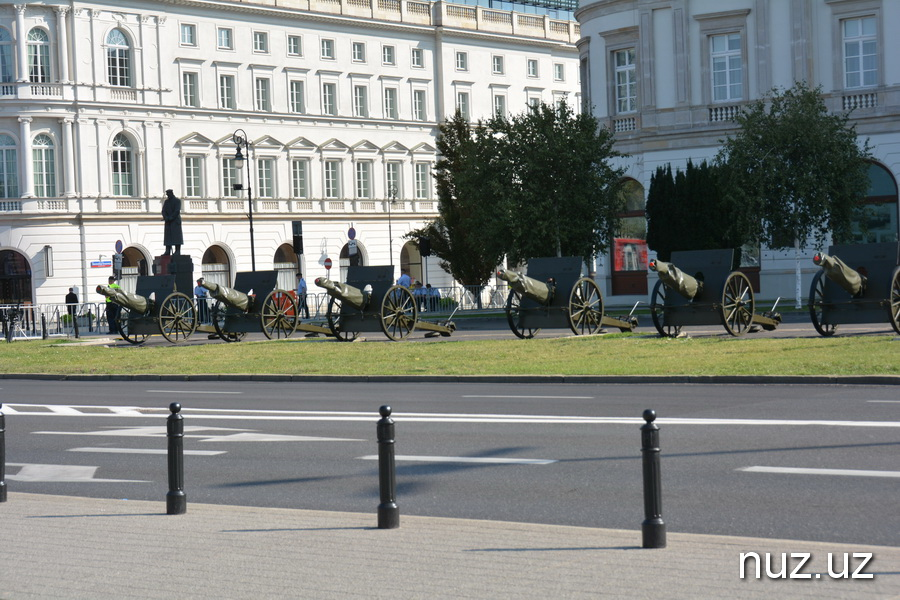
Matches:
[650,280,681,338]
[158,292,197,343]
[889,266,900,335]
[326,296,359,342]
[720,272,755,336]
[381,285,418,341]
[567,277,604,335]
[808,270,837,337]
[116,306,149,345]
[211,300,245,343]
[261,290,298,340]
[505,289,540,339]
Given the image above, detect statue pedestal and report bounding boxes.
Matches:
[154,255,194,295]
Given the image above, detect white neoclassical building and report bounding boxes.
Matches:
[0,0,581,306]
[577,0,899,303]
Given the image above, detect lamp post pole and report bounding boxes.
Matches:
[232,129,256,271]
[387,185,397,268]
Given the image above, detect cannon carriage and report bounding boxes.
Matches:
[648,249,781,337]
[97,275,198,344]
[316,266,456,341]
[499,256,638,339]
[808,242,900,336]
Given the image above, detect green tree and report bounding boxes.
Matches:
[716,82,871,304]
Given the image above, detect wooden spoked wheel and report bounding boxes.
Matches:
[261,290,298,340]
[808,271,837,337]
[505,289,540,339]
[720,272,755,336]
[650,280,681,338]
[567,277,604,335]
[326,296,359,341]
[158,292,197,343]
[116,306,149,345]
[211,301,245,343]
[888,266,900,335]
[380,285,417,341]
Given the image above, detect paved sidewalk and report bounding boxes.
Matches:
[2,493,897,599]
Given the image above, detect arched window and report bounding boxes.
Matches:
[32,134,56,198]
[111,133,134,196]
[27,28,50,83]
[106,29,131,87]
[274,243,299,291]
[0,28,14,83]
[0,133,18,198]
[847,162,899,243]
[611,178,648,295]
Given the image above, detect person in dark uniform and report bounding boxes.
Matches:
[162,189,183,255]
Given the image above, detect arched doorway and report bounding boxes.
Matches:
[844,162,899,243]
[120,246,149,294]
[201,245,232,288]
[274,243,300,291]
[611,179,648,295]
[339,241,366,282]
[400,241,423,284]
[0,249,31,304]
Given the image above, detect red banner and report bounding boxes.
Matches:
[613,238,648,272]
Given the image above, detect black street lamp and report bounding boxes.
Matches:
[232,129,256,271]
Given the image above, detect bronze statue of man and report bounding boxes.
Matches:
[162,189,183,255]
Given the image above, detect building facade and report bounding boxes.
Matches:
[577,0,899,303]
[0,0,580,306]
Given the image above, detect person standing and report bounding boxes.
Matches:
[65,288,78,319]
[194,278,209,324]
[296,272,309,319]
[426,283,441,312]
[105,276,121,334]
[162,189,183,256]
[396,268,411,288]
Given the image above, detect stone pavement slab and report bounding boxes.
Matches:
[1,493,898,599]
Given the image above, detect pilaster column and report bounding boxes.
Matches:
[14,5,27,82]
[18,116,33,197]
[54,7,70,83]
[59,117,76,197]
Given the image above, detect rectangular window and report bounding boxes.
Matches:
[321,39,335,60]
[256,158,274,198]
[456,91,469,119]
[290,80,305,113]
[554,63,565,81]
[492,55,504,75]
[356,161,372,199]
[217,28,233,50]
[382,45,396,66]
[413,89,426,121]
[288,35,303,57]
[843,16,877,89]
[222,157,238,198]
[411,48,424,68]
[322,82,337,115]
[414,162,430,199]
[527,59,538,78]
[219,74,235,110]
[184,156,202,197]
[493,94,506,116]
[456,51,468,71]
[528,95,540,108]
[324,160,340,198]
[253,32,269,53]
[291,159,309,198]
[182,72,199,107]
[614,48,636,113]
[353,85,368,118]
[711,33,742,101]
[386,161,401,197]
[32,146,56,198]
[384,88,398,119]
[255,77,271,111]
[0,148,19,198]
[352,42,366,63]
[180,24,197,46]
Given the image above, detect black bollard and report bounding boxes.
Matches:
[73,313,80,339]
[41,314,47,340]
[0,403,6,502]
[376,405,399,529]
[166,402,187,515]
[641,409,666,548]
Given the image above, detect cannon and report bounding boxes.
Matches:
[648,249,781,337]
[202,271,302,342]
[316,266,455,341]
[499,256,638,339]
[808,242,900,336]
[97,275,197,343]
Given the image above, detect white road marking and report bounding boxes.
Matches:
[6,463,150,483]
[357,455,557,465]
[197,432,363,443]
[867,401,900,403]
[739,466,900,479]
[68,447,226,456]
[462,395,593,399]
[145,390,243,395]
[34,425,362,443]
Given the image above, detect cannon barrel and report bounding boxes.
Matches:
[315,277,368,310]
[200,280,253,312]
[813,252,866,297]
[649,259,702,300]
[96,285,151,314]
[497,269,554,305]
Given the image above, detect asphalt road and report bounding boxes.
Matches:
[3,379,898,547]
